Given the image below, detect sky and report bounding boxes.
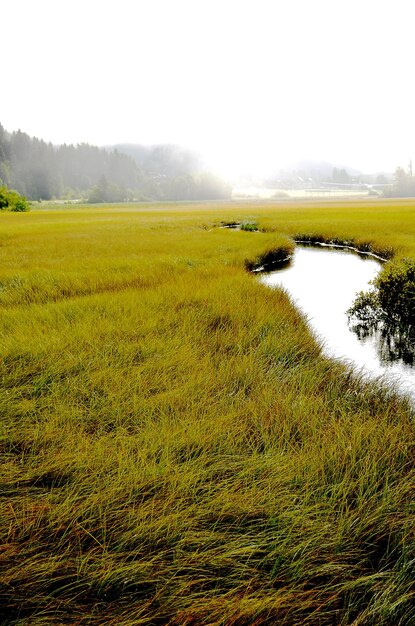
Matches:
[3,0,414,177]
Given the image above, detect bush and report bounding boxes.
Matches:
[240,221,258,232]
[0,186,30,212]
[11,197,30,212]
[347,289,381,325]
[376,259,415,325]
[348,258,415,327]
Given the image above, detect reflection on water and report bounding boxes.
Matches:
[350,322,415,366]
[260,246,415,402]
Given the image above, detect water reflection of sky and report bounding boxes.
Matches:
[260,246,415,403]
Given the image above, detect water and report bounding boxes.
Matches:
[260,246,415,402]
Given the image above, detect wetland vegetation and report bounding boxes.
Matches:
[1,199,415,625]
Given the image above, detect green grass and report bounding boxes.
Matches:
[1,199,415,625]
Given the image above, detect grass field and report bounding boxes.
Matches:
[1,199,415,625]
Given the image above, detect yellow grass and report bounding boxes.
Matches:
[1,199,415,624]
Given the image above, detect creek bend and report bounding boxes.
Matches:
[260,245,415,403]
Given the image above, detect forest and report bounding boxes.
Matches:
[0,124,231,203]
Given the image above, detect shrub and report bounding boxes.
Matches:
[11,197,30,212]
[376,258,415,325]
[240,221,258,232]
[0,186,30,212]
[348,259,415,328]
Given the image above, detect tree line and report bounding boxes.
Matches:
[386,163,415,197]
[0,124,231,202]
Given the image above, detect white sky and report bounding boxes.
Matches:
[2,0,414,177]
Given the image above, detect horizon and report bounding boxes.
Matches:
[0,121,403,182]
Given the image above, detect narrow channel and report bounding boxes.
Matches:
[260,245,415,403]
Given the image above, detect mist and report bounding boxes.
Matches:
[2,0,414,197]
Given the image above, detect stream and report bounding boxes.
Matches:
[260,245,415,403]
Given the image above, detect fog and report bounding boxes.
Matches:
[3,0,414,179]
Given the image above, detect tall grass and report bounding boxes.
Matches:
[1,200,415,624]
